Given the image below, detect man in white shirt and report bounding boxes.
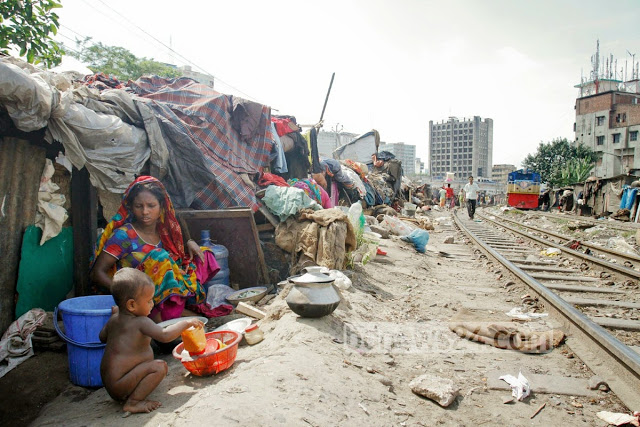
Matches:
[463,175,480,219]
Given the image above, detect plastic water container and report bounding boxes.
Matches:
[205,268,230,288]
[54,295,114,387]
[200,230,230,287]
[200,230,229,270]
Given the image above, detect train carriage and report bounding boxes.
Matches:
[507,169,540,209]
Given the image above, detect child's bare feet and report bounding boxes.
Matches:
[123,399,162,414]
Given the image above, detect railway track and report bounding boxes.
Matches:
[535,210,640,232]
[453,208,640,410]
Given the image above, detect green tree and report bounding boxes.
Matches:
[556,157,595,187]
[522,138,597,187]
[0,0,63,67]
[67,37,181,81]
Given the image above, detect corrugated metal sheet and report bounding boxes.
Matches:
[0,137,46,333]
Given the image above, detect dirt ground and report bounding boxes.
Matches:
[5,210,631,426]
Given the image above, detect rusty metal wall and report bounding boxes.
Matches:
[0,137,46,333]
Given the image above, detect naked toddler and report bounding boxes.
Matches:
[99,268,204,414]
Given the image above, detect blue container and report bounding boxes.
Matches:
[200,230,229,270]
[54,295,114,387]
[204,267,230,289]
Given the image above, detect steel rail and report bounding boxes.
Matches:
[453,210,640,410]
[535,210,640,231]
[496,212,640,263]
[477,213,640,280]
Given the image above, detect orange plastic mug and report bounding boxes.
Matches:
[181,325,207,355]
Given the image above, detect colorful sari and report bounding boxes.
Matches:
[93,176,231,320]
[288,178,333,209]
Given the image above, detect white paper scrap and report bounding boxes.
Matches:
[499,371,530,401]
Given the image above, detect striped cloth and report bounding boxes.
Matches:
[129,76,275,210]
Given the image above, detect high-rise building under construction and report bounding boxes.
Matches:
[428,116,493,180]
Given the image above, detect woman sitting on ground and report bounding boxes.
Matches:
[90,176,232,322]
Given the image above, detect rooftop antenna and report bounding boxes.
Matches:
[627,50,636,80]
[591,40,600,82]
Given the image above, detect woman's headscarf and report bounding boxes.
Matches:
[93,176,189,269]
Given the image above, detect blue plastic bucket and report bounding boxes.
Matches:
[54,295,114,387]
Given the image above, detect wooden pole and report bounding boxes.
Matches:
[319,72,335,124]
[71,167,97,297]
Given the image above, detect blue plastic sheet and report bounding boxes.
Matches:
[400,229,430,253]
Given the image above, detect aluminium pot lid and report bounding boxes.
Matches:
[290,272,334,284]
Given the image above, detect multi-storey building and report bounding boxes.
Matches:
[574,80,640,177]
[492,164,517,184]
[317,130,358,159]
[573,40,640,177]
[178,65,215,87]
[379,142,417,175]
[428,116,493,180]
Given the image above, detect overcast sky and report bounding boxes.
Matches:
[55,0,640,169]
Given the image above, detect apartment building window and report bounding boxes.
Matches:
[596,116,605,126]
[615,113,627,123]
[631,131,638,141]
[613,133,621,143]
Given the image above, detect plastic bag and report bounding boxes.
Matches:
[206,284,235,309]
[348,202,365,235]
[381,215,417,236]
[540,247,561,257]
[328,270,352,290]
[400,229,430,253]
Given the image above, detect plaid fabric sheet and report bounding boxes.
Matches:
[128,76,274,210]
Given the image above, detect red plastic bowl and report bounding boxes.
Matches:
[172,330,241,376]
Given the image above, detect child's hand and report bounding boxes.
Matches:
[185,318,204,329]
[111,306,119,315]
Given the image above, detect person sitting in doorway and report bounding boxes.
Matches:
[91,176,232,322]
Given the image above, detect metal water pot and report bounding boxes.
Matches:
[286,268,341,318]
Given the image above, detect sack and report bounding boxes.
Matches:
[381,215,417,236]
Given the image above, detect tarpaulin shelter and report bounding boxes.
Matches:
[332,129,380,163]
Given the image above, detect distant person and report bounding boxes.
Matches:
[463,175,480,219]
[439,186,447,208]
[99,268,204,415]
[445,183,454,209]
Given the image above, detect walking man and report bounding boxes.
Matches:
[463,175,480,220]
[445,183,454,210]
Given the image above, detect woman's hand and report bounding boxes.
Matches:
[186,239,205,263]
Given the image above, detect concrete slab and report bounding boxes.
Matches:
[486,370,598,397]
[518,265,577,273]
[455,286,499,294]
[543,284,625,293]
[590,317,640,331]
[564,297,640,309]
[530,273,599,282]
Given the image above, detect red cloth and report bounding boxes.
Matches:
[194,250,221,285]
[446,187,454,198]
[271,117,297,137]
[258,172,289,187]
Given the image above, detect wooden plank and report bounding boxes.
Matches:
[565,297,640,309]
[256,223,275,232]
[591,317,640,331]
[177,209,270,288]
[71,166,97,297]
[543,283,625,293]
[258,204,279,228]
